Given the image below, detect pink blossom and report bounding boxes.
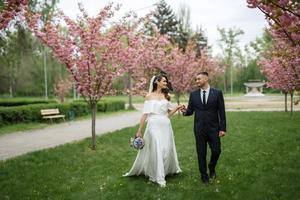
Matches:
[0,0,28,31]
[28,3,133,103]
[247,0,300,92]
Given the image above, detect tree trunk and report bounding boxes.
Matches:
[176,92,180,115]
[176,92,180,105]
[9,62,14,98]
[43,49,48,100]
[223,73,227,93]
[230,64,233,95]
[91,102,97,149]
[284,92,287,112]
[9,83,13,98]
[73,82,77,100]
[128,73,134,109]
[290,91,294,115]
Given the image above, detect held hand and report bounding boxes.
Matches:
[219,131,225,137]
[179,105,187,113]
[176,104,184,111]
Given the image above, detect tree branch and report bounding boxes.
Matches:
[258,6,296,46]
[269,0,300,19]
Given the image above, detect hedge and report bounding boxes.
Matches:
[0,99,57,107]
[0,100,125,126]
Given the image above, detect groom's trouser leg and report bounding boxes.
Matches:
[195,132,208,178]
[208,132,221,171]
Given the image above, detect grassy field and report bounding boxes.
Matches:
[0,112,299,200]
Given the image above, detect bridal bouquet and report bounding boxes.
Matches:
[130,137,145,150]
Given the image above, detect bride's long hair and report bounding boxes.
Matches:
[151,74,172,101]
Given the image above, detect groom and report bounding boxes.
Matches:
[181,71,226,185]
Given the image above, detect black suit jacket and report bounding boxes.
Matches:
[184,88,226,134]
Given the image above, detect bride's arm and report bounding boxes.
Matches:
[135,95,152,137]
[168,105,182,117]
[135,113,148,138]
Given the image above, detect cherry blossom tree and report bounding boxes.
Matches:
[116,17,149,108]
[247,0,300,113]
[165,44,223,105]
[121,30,223,107]
[246,0,300,81]
[108,14,173,107]
[120,30,173,97]
[133,32,172,92]
[247,0,300,45]
[54,78,72,103]
[0,0,28,31]
[259,33,299,113]
[28,3,132,149]
[164,46,197,105]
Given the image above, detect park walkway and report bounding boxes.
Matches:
[0,110,142,161]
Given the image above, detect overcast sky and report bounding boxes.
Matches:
[57,0,268,55]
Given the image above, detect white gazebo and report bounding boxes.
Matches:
[243,80,266,97]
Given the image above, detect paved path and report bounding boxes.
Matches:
[224,95,300,111]
[0,111,142,161]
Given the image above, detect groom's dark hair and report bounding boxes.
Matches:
[197,71,209,76]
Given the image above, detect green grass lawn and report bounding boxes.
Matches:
[0,112,299,199]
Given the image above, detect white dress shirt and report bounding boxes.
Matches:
[200,86,210,104]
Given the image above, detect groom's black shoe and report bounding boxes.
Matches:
[201,176,209,186]
[209,170,216,180]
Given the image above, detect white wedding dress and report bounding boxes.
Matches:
[123,99,182,187]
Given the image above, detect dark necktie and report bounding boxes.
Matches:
[202,90,206,105]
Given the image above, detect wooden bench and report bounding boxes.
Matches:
[41,108,65,123]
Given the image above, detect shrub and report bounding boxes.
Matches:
[0,99,57,107]
[0,100,125,126]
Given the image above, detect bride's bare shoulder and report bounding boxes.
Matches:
[145,93,155,101]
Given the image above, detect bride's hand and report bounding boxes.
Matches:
[179,105,187,112]
[175,105,181,110]
[176,104,185,112]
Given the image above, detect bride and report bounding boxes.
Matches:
[123,74,183,187]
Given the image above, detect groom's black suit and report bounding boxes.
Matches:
[184,87,226,180]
